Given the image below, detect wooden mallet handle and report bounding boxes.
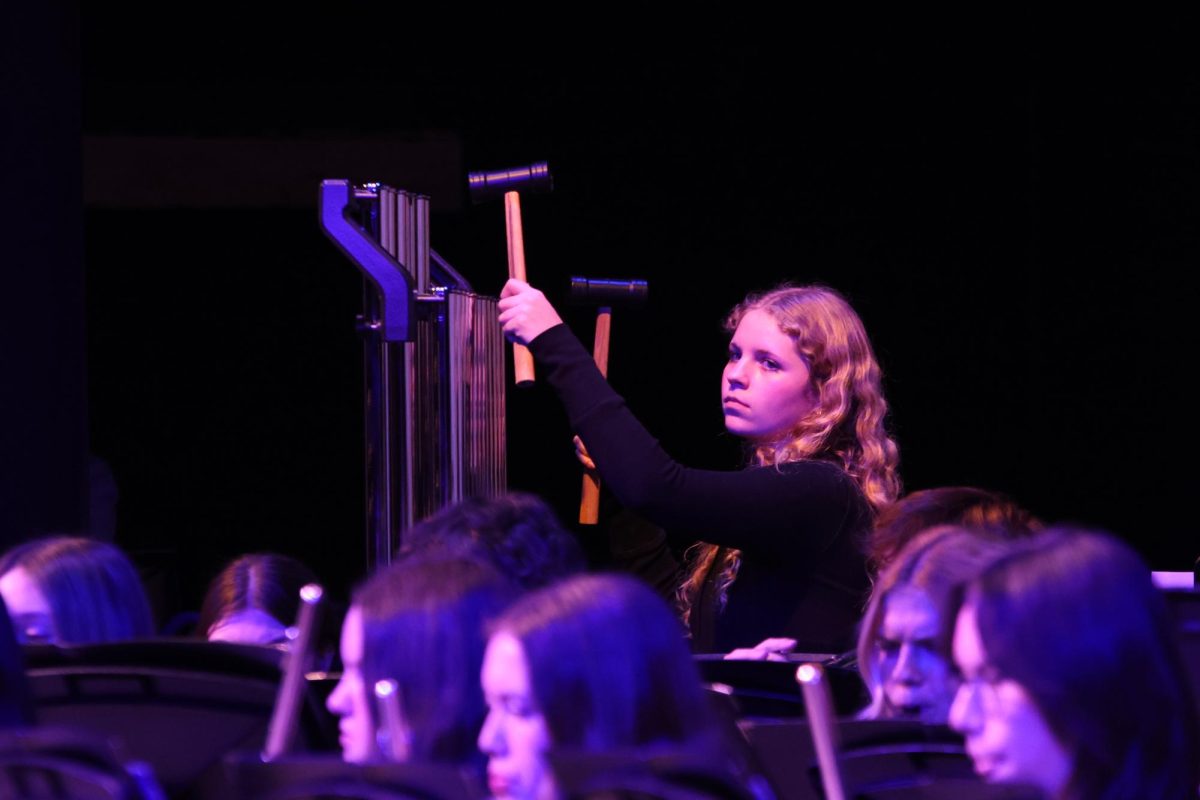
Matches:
[505,191,536,386]
[579,307,611,524]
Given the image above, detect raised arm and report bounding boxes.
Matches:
[500,281,863,557]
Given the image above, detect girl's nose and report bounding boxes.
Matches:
[478,709,504,755]
[948,682,982,734]
[725,360,748,388]
[892,643,922,683]
[326,677,349,715]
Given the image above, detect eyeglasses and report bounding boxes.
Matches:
[955,664,1006,706]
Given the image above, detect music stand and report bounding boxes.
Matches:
[23,639,336,796]
[549,743,756,800]
[0,725,166,800]
[218,753,484,800]
[741,718,1040,800]
[695,656,868,718]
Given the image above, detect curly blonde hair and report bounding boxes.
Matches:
[678,285,901,630]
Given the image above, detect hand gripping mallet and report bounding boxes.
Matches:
[467,162,554,387]
[569,276,649,524]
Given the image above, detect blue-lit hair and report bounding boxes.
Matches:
[353,555,516,766]
[967,528,1198,800]
[0,536,153,644]
[490,573,713,750]
[400,492,584,591]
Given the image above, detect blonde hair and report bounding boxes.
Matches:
[678,285,901,630]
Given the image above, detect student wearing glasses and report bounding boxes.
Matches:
[949,528,1199,800]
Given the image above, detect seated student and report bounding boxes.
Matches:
[197,553,318,646]
[855,526,1013,722]
[867,486,1040,574]
[949,528,1199,800]
[327,556,516,767]
[728,487,1037,662]
[478,574,718,800]
[399,492,585,591]
[0,536,153,644]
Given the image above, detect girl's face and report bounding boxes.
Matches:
[478,632,554,800]
[876,586,956,723]
[721,309,817,443]
[0,566,56,643]
[949,602,1071,796]
[326,606,375,763]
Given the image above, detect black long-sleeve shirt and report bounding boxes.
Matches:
[529,324,872,653]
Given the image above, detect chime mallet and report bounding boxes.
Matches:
[569,276,649,524]
[467,162,554,387]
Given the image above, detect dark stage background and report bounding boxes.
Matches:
[11,14,1198,620]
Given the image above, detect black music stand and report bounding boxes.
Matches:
[740,719,1040,800]
[549,744,757,800]
[217,753,484,800]
[23,639,336,796]
[0,725,166,800]
[695,656,868,718]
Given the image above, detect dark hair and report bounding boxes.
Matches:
[400,493,584,590]
[868,486,1040,573]
[0,536,153,644]
[196,553,319,638]
[354,555,516,765]
[967,528,1199,800]
[491,573,713,749]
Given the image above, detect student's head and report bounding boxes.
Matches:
[327,556,516,766]
[401,493,584,591]
[0,536,153,644]
[949,528,1199,799]
[723,285,899,510]
[868,486,1040,574]
[478,574,713,800]
[197,553,318,645]
[685,286,903,634]
[857,526,1012,723]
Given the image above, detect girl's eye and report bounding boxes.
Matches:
[979,665,1005,686]
[760,357,781,371]
[878,639,900,656]
[503,698,535,718]
[727,348,741,362]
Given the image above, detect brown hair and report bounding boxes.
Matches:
[868,486,1040,574]
[197,552,318,638]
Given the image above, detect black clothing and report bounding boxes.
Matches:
[529,324,872,653]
